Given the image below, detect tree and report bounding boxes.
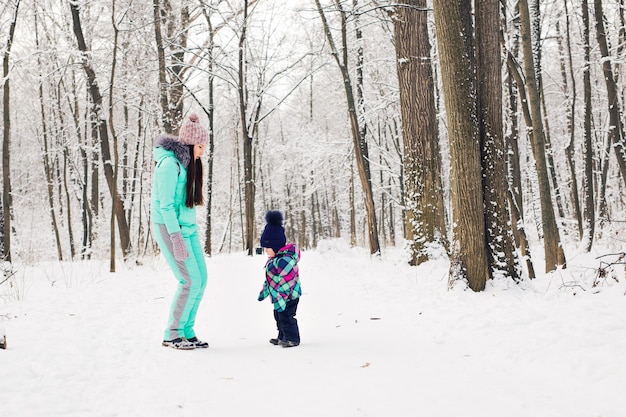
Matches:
[475,0,520,280]
[593,0,626,188]
[315,0,380,255]
[558,2,583,240]
[432,0,489,291]
[153,0,189,134]
[69,2,132,262]
[503,2,536,278]
[392,0,447,265]
[238,0,256,256]
[582,0,595,251]
[1,0,20,264]
[199,2,217,256]
[518,0,566,272]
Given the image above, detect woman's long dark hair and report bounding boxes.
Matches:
[185,145,204,208]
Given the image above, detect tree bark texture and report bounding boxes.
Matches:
[393,0,446,265]
[582,0,595,251]
[432,0,489,291]
[238,0,256,256]
[2,0,20,263]
[475,0,520,280]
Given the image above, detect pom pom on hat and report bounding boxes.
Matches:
[260,210,286,253]
[178,113,208,145]
[265,210,283,226]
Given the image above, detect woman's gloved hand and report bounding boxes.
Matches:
[170,232,189,261]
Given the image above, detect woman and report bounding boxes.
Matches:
[151,113,209,350]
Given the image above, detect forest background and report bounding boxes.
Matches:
[1,0,625,292]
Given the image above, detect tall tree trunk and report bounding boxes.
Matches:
[168,4,188,130]
[582,0,595,251]
[70,2,132,259]
[200,4,216,256]
[518,0,566,272]
[503,11,536,278]
[350,161,357,247]
[558,7,583,240]
[34,9,63,262]
[238,0,256,256]
[153,0,173,134]
[593,0,626,186]
[62,147,76,259]
[392,0,447,265]
[315,0,380,255]
[353,0,367,147]
[433,0,489,291]
[62,72,94,259]
[2,0,20,264]
[476,0,520,281]
[532,0,565,220]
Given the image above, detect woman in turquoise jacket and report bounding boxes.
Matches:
[151,113,209,350]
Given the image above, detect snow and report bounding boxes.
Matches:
[1,240,625,417]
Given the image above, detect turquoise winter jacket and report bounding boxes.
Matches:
[151,135,197,237]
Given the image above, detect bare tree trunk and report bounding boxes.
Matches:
[557,5,583,239]
[200,4,216,256]
[433,0,489,291]
[40,108,63,262]
[503,11,536,278]
[542,97,566,220]
[34,9,63,262]
[506,75,536,278]
[70,2,132,260]
[168,3,188,130]
[350,160,357,247]
[1,0,20,263]
[315,0,380,255]
[593,0,626,186]
[476,0,520,280]
[238,0,257,256]
[153,0,173,134]
[582,0,595,251]
[392,0,447,265]
[61,70,94,259]
[90,108,99,220]
[519,0,566,271]
[531,0,565,221]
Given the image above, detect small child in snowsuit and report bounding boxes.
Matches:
[257,210,302,348]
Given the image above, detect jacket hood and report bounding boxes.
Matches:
[153,134,191,168]
[276,243,300,261]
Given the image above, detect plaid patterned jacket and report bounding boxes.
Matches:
[258,243,302,312]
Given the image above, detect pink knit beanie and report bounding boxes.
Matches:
[178,113,208,145]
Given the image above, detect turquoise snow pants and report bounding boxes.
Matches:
[155,224,207,341]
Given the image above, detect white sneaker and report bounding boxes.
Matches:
[162,338,195,350]
[188,337,209,348]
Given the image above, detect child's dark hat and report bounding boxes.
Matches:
[260,210,286,253]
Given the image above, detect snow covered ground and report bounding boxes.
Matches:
[1,240,625,417]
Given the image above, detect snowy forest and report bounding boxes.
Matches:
[1,0,625,292]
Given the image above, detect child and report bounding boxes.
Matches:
[257,210,302,348]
